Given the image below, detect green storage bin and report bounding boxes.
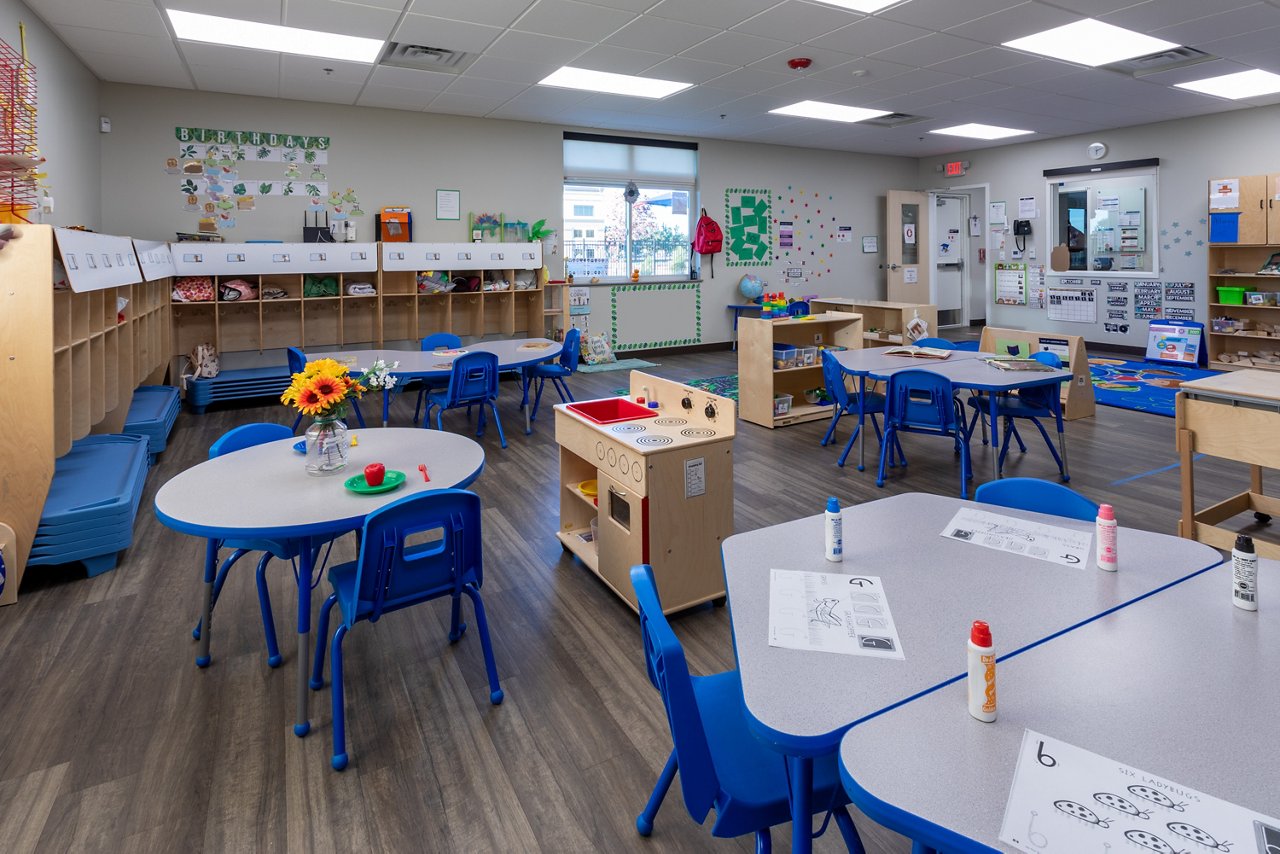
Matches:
[1216,286,1250,305]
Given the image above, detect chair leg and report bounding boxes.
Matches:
[636,749,678,836]
[488,400,507,448]
[192,547,249,641]
[1029,417,1068,478]
[893,433,907,468]
[837,423,859,468]
[755,828,772,854]
[330,623,350,771]
[291,411,303,433]
[821,408,841,447]
[436,406,444,433]
[461,584,504,704]
[530,377,546,422]
[413,388,425,425]
[554,377,574,403]
[350,398,367,429]
[833,806,867,854]
[255,553,282,668]
[448,592,467,643]
[1008,419,1027,453]
[310,593,338,690]
[997,420,1014,476]
[876,427,893,487]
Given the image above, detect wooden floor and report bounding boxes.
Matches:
[1,347,1263,853]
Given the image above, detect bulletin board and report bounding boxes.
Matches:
[610,283,701,351]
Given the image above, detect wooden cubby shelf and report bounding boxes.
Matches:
[1206,176,1280,371]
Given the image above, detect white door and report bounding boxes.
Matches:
[932,194,968,327]
[885,190,929,304]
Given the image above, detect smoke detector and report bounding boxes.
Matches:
[787,57,813,71]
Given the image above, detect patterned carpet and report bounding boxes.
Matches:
[611,373,739,400]
[1088,358,1218,417]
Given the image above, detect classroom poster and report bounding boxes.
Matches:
[995,262,1027,305]
[1047,284,1097,323]
[1027,265,1046,308]
[1163,282,1195,302]
[1134,281,1162,319]
[779,221,794,248]
[1037,337,1070,368]
[724,188,772,267]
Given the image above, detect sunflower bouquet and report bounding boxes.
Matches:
[281,358,367,420]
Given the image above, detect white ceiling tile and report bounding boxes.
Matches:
[649,0,780,28]
[164,0,283,25]
[679,30,793,64]
[56,24,185,58]
[976,57,1079,85]
[946,2,1081,45]
[606,16,721,54]
[284,0,401,40]
[188,64,280,98]
[356,84,436,110]
[575,0,664,11]
[441,76,528,100]
[393,14,503,52]
[1197,24,1280,60]
[486,30,592,64]
[279,77,363,104]
[335,0,408,10]
[1233,44,1280,72]
[177,43,281,76]
[1101,0,1263,33]
[1155,4,1280,47]
[368,65,456,89]
[280,55,374,84]
[807,16,932,56]
[426,92,508,116]
[755,75,864,101]
[859,90,950,112]
[642,56,738,84]
[572,44,669,74]
[488,86,591,112]
[705,66,797,92]
[404,0,528,26]
[856,67,964,94]
[513,0,637,41]
[732,1,863,44]
[76,47,193,87]
[924,47,1030,77]
[28,0,170,36]
[464,54,564,83]
[642,85,742,113]
[915,77,1011,102]
[879,0,1026,30]
[871,33,987,67]
[806,55,915,84]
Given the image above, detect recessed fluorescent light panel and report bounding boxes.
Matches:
[930,123,1033,140]
[1175,69,1280,99]
[537,67,692,99]
[807,0,903,11]
[769,100,892,123]
[1002,19,1179,67]
[166,9,383,63]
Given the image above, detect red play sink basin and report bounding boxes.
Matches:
[565,397,659,425]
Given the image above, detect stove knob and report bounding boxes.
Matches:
[633,466,642,483]
[595,441,605,461]
[607,447,617,467]
[619,453,629,475]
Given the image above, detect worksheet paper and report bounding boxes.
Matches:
[1000,730,1280,854]
[941,508,1092,568]
[768,570,904,660]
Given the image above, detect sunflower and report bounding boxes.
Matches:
[300,374,348,415]
[304,358,350,380]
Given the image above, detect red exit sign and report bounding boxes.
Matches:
[944,160,967,177]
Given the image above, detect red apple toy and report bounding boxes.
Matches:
[364,462,386,487]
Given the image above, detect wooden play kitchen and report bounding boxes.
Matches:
[1177,369,1280,557]
[554,372,734,613]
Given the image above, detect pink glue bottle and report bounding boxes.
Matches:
[1096,503,1118,571]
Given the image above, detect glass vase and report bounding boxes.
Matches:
[304,415,349,476]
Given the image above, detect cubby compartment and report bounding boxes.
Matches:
[417,294,450,336]
[342,297,378,346]
[103,287,120,328]
[260,273,300,301]
[262,301,303,350]
[515,291,540,336]
[303,298,341,347]
[171,303,217,356]
[451,292,484,338]
[381,270,416,295]
[89,334,106,423]
[219,302,261,352]
[88,291,105,337]
[71,292,90,341]
[53,288,71,350]
[340,272,377,298]
[103,327,120,413]
[381,296,417,343]
[53,348,73,456]
[71,341,91,440]
[485,291,514,336]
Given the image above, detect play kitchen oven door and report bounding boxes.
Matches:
[597,471,648,601]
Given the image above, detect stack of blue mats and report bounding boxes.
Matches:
[27,434,150,578]
[186,366,292,414]
[123,385,180,462]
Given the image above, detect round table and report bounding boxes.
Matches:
[310,338,563,431]
[155,428,485,736]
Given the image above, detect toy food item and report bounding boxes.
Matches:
[364,462,385,487]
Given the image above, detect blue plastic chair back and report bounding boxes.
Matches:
[351,489,482,626]
[953,340,981,351]
[1019,351,1062,409]
[913,337,955,349]
[631,565,719,824]
[559,326,582,373]
[974,478,1099,522]
[287,346,307,375]
[787,301,810,317]
[421,332,462,351]
[445,351,499,407]
[821,349,852,410]
[886,369,959,432]
[209,422,292,459]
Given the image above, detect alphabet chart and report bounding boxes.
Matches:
[940,508,1092,569]
[767,570,904,660]
[1000,730,1280,854]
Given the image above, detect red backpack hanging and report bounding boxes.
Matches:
[693,207,723,278]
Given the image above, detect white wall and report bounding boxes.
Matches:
[918,104,1280,348]
[0,0,100,228]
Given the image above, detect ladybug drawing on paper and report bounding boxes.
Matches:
[1094,792,1151,819]
[1128,785,1188,812]
[1166,822,1232,852]
[1124,829,1190,854]
[1053,800,1111,828]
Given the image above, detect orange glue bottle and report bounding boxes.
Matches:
[967,620,997,722]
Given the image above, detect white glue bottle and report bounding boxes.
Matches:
[1232,534,1258,611]
[1096,503,1118,571]
[967,620,997,722]
[825,497,843,563]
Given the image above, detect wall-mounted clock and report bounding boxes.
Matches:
[1087,141,1107,160]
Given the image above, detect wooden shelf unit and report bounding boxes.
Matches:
[809,299,938,347]
[0,226,172,606]
[542,281,569,342]
[1206,243,1280,371]
[738,311,865,428]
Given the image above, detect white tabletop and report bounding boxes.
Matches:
[310,338,560,378]
[838,561,1277,853]
[154,428,485,539]
[722,493,1223,754]
[833,346,986,377]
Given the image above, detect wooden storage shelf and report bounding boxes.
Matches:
[738,312,865,429]
[1210,331,1280,339]
[811,299,938,341]
[1207,228,1280,370]
[556,530,600,572]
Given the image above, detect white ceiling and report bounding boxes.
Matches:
[24,0,1280,156]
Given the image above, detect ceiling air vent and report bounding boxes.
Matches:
[379,42,475,74]
[1105,46,1214,77]
[863,112,927,128]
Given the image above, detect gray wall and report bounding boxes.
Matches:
[918,104,1280,348]
[1,0,100,228]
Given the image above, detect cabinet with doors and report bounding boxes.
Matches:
[1207,176,1280,371]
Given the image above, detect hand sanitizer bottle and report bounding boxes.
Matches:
[824,497,843,562]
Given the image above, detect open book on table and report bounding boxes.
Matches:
[884,345,952,359]
[982,356,1056,372]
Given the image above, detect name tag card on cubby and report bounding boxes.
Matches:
[265,242,377,273]
[378,241,542,271]
[132,239,176,281]
[54,229,144,292]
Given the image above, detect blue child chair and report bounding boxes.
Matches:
[413,333,463,425]
[967,351,1068,480]
[423,350,507,448]
[288,346,366,432]
[310,489,503,770]
[878,369,971,498]
[630,565,866,853]
[974,478,1099,522]
[192,423,293,668]
[953,340,982,351]
[523,326,581,427]
[912,337,955,349]
[819,349,885,471]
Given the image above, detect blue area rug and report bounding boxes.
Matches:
[1088,359,1219,417]
[576,358,658,374]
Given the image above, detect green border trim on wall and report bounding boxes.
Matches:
[610,282,702,351]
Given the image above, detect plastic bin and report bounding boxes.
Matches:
[796,346,819,367]
[772,344,798,370]
[773,393,793,417]
[1216,286,1250,305]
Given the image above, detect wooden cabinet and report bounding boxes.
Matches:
[1206,177,1280,371]
[809,298,937,347]
[1211,174,1273,245]
[738,312,864,428]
